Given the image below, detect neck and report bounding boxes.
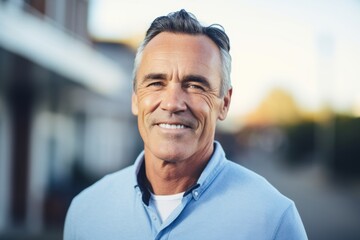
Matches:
[144,146,213,195]
[146,162,202,195]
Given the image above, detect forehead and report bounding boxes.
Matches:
[144,32,220,55]
[139,32,222,76]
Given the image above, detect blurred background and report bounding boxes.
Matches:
[0,0,359,239]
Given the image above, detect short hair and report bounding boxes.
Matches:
[132,9,232,97]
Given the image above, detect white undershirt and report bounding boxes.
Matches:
[150,192,184,223]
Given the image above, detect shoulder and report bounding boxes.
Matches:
[64,165,137,239]
[212,160,307,237]
[218,160,293,208]
[191,159,307,238]
[69,165,135,211]
[212,142,290,204]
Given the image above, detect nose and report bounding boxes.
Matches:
[160,83,187,113]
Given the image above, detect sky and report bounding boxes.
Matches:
[88,0,360,121]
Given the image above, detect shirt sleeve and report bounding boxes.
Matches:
[272,202,308,240]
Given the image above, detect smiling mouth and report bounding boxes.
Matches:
[158,123,187,129]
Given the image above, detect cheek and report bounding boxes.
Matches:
[190,96,220,125]
[137,91,161,114]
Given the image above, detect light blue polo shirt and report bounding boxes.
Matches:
[64,142,307,239]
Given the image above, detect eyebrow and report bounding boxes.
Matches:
[142,73,211,89]
[143,73,167,82]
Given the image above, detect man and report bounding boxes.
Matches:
[64,9,307,239]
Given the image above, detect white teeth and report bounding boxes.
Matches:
[159,123,185,129]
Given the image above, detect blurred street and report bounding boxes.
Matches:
[236,148,360,240]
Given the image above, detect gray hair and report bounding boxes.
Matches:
[132,9,232,97]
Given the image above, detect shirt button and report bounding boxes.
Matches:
[193,190,199,199]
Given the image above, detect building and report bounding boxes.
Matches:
[0,1,140,237]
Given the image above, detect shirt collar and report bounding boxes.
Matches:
[191,141,227,199]
[133,141,227,205]
[133,151,151,205]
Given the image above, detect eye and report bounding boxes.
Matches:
[184,83,206,91]
[147,81,164,88]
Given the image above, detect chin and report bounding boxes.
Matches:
[154,142,192,162]
[158,149,188,162]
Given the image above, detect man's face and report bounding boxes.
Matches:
[132,32,231,163]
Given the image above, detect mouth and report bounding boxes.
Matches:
[158,123,188,129]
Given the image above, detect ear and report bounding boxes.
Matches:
[131,92,138,116]
[218,88,232,121]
